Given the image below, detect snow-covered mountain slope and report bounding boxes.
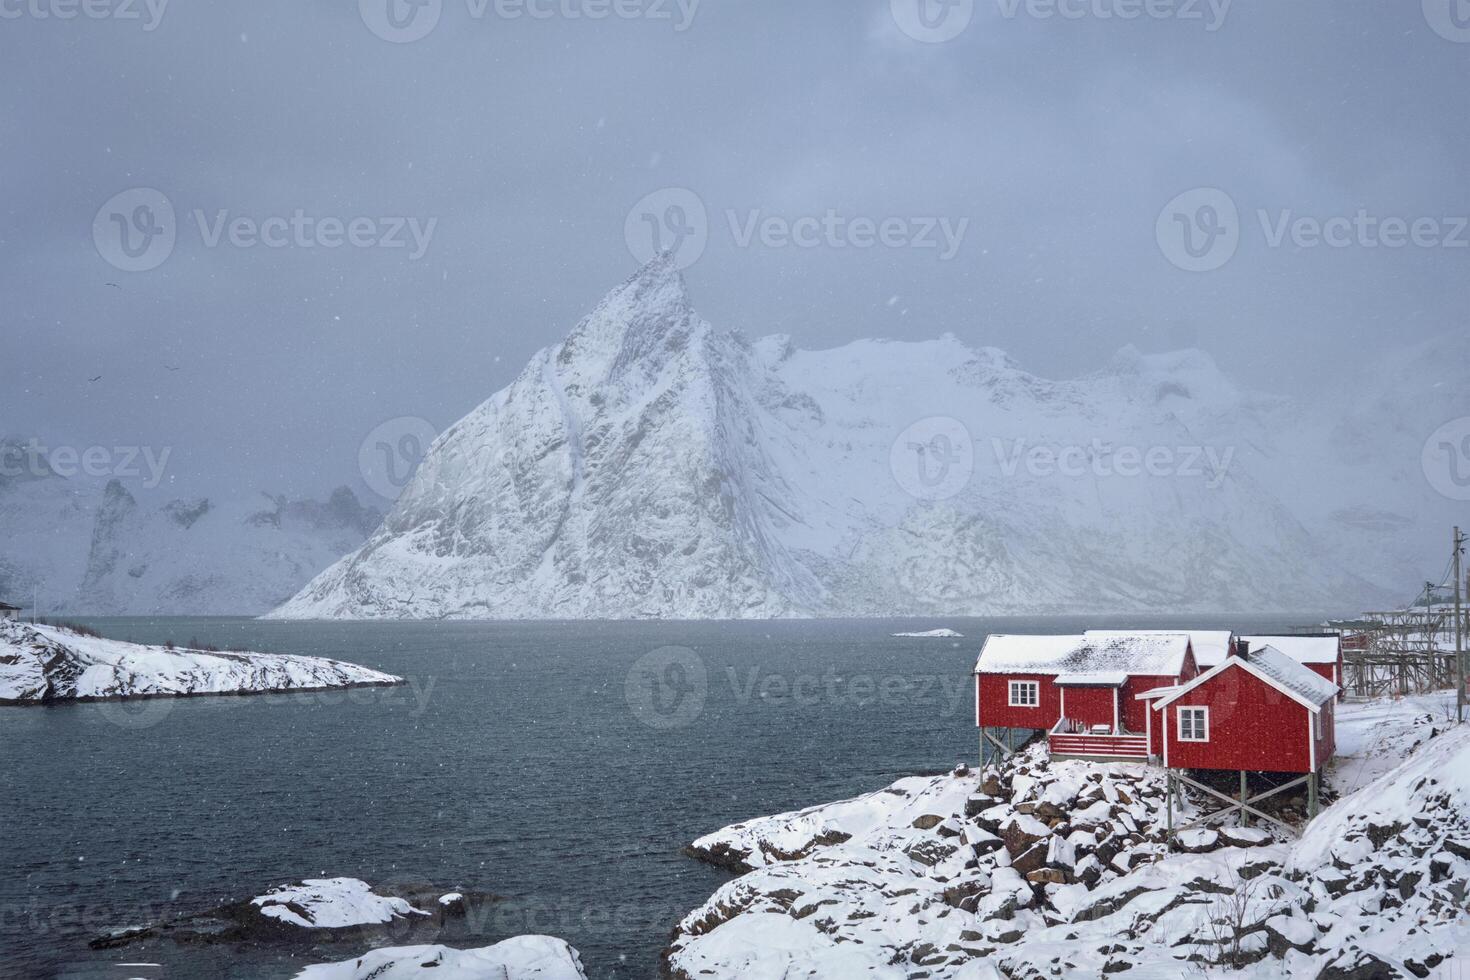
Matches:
[0,620,400,703]
[0,448,380,614]
[667,695,1470,979]
[275,255,1432,620]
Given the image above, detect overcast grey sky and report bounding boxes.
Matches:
[2,0,1466,502]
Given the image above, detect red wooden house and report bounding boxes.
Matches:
[1143,641,1339,775]
[974,631,1201,761]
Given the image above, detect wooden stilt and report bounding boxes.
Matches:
[1308,771,1319,819]
[1166,771,1175,850]
[1240,770,1250,828]
[1174,771,1311,837]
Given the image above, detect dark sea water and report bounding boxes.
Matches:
[0,615,1323,980]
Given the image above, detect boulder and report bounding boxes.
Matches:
[1218,826,1271,848]
[1315,946,1405,980]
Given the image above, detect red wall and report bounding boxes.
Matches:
[1162,664,1326,774]
[1307,659,1345,700]
[977,674,1060,731]
[1060,686,1115,729]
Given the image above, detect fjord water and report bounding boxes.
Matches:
[1,616,1315,979]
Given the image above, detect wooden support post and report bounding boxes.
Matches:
[1308,771,1319,820]
[1240,771,1250,828]
[1165,771,1175,850]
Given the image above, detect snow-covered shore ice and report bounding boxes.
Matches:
[893,629,966,639]
[668,693,1470,979]
[293,936,587,979]
[0,619,401,704]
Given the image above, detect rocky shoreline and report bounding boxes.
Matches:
[667,694,1470,979]
[0,619,403,705]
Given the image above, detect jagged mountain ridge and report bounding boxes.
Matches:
[273,255,1409,620]
[0,452,380,615]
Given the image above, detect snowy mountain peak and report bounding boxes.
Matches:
[271,261,1428,621]
[558,253,700,383]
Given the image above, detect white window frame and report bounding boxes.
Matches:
[1008,680,1040,708]
[1177,706,1210,742]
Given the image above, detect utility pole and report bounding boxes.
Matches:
[1456,527,1465,724]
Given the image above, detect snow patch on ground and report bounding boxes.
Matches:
[292,936,587,979]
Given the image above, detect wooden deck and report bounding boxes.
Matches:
[1048,731,1150,761]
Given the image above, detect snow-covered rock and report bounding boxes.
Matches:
[272,255,1433,621]
[91,877,502,953]
[252,878,428,929]
[0,620,400,703]
[292,936,587,979]
[667,694,1470,979]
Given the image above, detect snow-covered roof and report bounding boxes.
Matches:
[1245,645,1341,706]
[1241,635,1340,666]
[1153,643,1339,713]
[1106,629,1233,667]
[976,631,1192,678]
[1055,672,1129,687]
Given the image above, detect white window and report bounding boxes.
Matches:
[1178,706,1209,742]
[1008,681,1039,708]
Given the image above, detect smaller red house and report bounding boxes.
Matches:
[1145,642,1339,775]
[974,631,1200,760]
